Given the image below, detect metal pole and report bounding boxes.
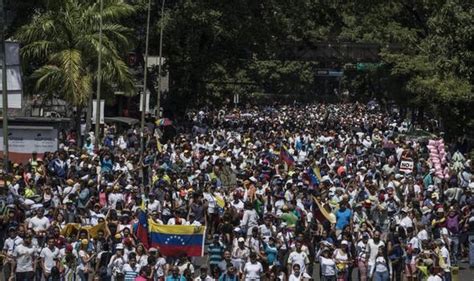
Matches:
[1,0,9,172]
[156,0,165,116]
[140,0,151,162]
[94,0,103,148]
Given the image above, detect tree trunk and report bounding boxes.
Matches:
[76,105,83,148]
[85,95,92,136]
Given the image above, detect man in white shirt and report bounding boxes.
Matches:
[366,231,385,278]
[108,186,125,208]
[399,208,414,231]
[12,235,36,280]
[147,194,161,213]
[288,263,311,281]
[287,241,310,276]
[3,227,23,280]
[40,237,60,278]
[28,208,50,233]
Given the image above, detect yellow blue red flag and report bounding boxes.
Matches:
[149,222,206,257]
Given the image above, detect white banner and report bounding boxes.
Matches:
[0,126,58,163]
[399,160,414,174]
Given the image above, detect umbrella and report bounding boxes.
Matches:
[155,118,173,126]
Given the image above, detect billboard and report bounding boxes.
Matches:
[0,42,23,108]
[0,126,58,163]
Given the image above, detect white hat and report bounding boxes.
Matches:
[238,237,245,243]
[322,175,332,183]
[469,182,474,190]
[116,243,124,250]
[401,207,411,213]
[341,240,349,246]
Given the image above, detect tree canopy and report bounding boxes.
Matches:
[15,0,135,106]
[8,0,473,137]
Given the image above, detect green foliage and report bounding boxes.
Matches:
[15,0,135,106]
[10,0,474,137]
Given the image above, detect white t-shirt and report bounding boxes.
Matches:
[367,239,385,265]
[440,246,451,272]
[320,256,336,276]
[409,236,421,250]
[3,236,23,256]
[288,272,311,281]
[288,251,309,274]
[417,229,429,241]
[76,249,90,271]
[154,257,167,277]
[231,200,244,212]
[259,224,275,243]
[427,275,443,281]
[40,247,60,273]
[399,216,413,230]
[28,216,50,232]
[148,200,161,213]
[244,261,263,280]
[13,244,36,272]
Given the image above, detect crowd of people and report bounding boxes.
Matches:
[0,102,473,281]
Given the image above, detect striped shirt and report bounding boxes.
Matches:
[208,242,224,266]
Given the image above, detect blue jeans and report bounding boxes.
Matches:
[469,234,474,267]
[450,235,459,265]
[374,270,389,281]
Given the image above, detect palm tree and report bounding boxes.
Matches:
[15,0,135,142]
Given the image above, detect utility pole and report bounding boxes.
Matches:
[1,0,9,172]
[139,0,152,185]
[94,0,103,148]
[140,0,151,160]
[156,0,165,116]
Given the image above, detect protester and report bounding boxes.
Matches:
[0,102,472,281]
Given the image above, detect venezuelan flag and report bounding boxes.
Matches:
[136,210,150,249]
[279,147,295,166]
[313,165,322,182]
[149,222,206,257]
[307,167,320,186]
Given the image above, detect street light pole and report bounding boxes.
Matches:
[140,0,151,163]
[156,0,165,116]
[1,0,9,172]
[94,0,103,148]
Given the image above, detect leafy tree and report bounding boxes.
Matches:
[15,0,135,108]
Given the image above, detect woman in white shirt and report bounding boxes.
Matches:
[317,247,336,281]
[372,247,390,281]
[243,252,263,281]
[333,241,351,281]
